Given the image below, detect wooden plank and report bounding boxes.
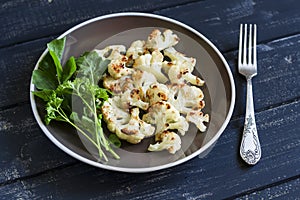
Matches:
[1,0,300,51]
[0,104,76,183]
[0,0,195,47]
[237,177,300,199]
[155,0,300,52]
[0,99,298,199]
[0,37,55,108]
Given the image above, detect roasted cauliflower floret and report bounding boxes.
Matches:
[146,83,169,105]
[101,98,130,133]
[186,111,209,132]
[119,88,149,110]
[143,101,189,135]
[133,50,168,83]
[166,114,190,136]
[145,29,179,51]
[168,84,205,115]
[102,74,134,94]
[116,107,155,144]
[126,40,145,60]
[183,72,205,86]
[96,45,134,79]
[167,61,205,86]
[148,130,181,154]
[108,55,134,79]
[162,47,204,86]
[102,99,155,144]
[131,69,157,98]
[163,47,196,71]
[95,45,126,60]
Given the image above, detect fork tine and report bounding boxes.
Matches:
[238,24,243,66]
[253,24,257,67]
[243,24,247,65]
[248,24,252,64]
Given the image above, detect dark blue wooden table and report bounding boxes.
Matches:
[1,0,299,199]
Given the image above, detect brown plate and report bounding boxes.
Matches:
[30,13,235,173]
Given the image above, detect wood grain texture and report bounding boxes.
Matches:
[238,177,300,199]
[0,37,54,108]
[0,0,196,47]
[1,0,300,51]
[155,0,300,52]
[0,100,298,199]
[0,104,76,183]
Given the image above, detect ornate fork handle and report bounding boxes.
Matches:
[240,78,261,165]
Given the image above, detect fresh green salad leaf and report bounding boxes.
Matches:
[76,51,110,85]
[49,50,63,83]
[32,90,54,101]
[44,92,66,125]
[62,56,76,83]
[47,37,66,60]
[32,70,58,90]
[34,52,58,89]
[32,37,76,89]
[32,37,120,161]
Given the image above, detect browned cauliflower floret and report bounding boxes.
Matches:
[143,101,189,135]
[102,74,134,94]
[95,45,134,79]
[183,72,205,86]
[95,45,126,60]
[163,47,205,86]
[168,84,205,115]
[108,55,134,79]
[118,88,149,110]
[126,40,145,60]
[116,107,155,144]
[101,98,130,134]
[133,50,168,83]
[146,83,169,105]
[166,61,205,86]
[148,130,181,154]
[163,47,196,71]
[102,99,155,144]
[131,69,157,98]
[145,29,179,51]
[186,111,209,132]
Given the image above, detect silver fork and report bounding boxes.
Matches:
[238,24,261,165]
